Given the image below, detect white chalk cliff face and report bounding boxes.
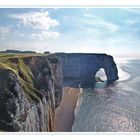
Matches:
[0,53,118,132]
[0,55,63,132]
[56,53,119,88]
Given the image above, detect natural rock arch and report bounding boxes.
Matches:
[94,68,108,88]
[95,68,107,82]
[56,53,119,88]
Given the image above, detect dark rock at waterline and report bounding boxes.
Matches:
[95,77,104,82]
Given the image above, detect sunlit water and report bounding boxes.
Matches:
[72,58,140,132]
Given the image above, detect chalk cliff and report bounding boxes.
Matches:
[0,53,118,132]
[56,53,118,88]
[0,54,63,132]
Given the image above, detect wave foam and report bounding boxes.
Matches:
[117,66,130,81]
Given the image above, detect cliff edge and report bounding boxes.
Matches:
[56,53,119,88]
[0,52,118,132]
[0,54,63,132]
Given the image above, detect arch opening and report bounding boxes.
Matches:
[94,68,108,88]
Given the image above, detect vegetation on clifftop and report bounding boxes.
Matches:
[0,53,49,102]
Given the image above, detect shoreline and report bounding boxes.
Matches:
[54,87,80,132]
[54,63,133,132]
[72,88,83,131]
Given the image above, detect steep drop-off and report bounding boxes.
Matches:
[0,54,63,132]
[0,53,118,132]
[56,53,119,88]
[54,53,119,132]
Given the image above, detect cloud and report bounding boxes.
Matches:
[31,31,60,40]
[0,27,10,39]
[10,10,59,30]
[9,10,60,40]
[124,8,140,15]
[82,15,119,32]
[122,9,140,26]
[125,19,138,25]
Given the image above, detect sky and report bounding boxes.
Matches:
[0,8,140,58]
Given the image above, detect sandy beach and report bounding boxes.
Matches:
[54,87,80,132]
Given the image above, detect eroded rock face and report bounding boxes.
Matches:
[0,55,63,132]
[0,53,118,132]
[56,53,118,87]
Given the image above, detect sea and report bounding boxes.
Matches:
[72,58,140,132]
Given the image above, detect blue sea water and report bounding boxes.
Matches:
[72,58,140,132]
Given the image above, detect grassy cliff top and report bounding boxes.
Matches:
[0,53,49,60]
[0,53,53,102]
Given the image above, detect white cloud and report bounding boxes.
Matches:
[31,31,60,40]
[124,8,140,15]
[10,10,59,31]
[0,27,10,39]
[82,15,119,32]
[97,19,119,32]
[92,17,119,32]
[9,10,60,40]
[125,19,138,25]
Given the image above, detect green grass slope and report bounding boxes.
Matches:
[0,53,49,102]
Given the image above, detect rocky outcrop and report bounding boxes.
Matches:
[0,54,63,132]
[0,52,118,132]
[56,53,118,88]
